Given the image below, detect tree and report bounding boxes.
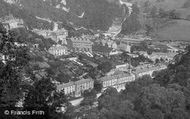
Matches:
[143,1,151,13]
[81,89,97,107]
[169,108,189,119]
[24,77,55,107]
[147,49,153,55]
[122,75,154,102]
[94,80,103,92]
[158,8,168,18]
[144,109,164,119]
[24,76,69,119]
[183,0,190,8]
[0,24,30,107]
[98,87,119,110]
[132,3,140,15]
[98,87,143,119]
[145,24,154,36]
[56,73,70,83]
[185,45,190,52]
[135,84,186,118]
[121,3,141,35]
[150,6,158,18]
[155,58,160,64]
[169,10,180,19]
[97,61,113,74]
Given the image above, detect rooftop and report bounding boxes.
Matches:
[150,52,177,58]
[49,44,67,51]
[133,64,167,74]
[57,78,94,90]
[57,81,75,91]
[99,71,134,82]
[92,43,112,53]
[75,78,94,85]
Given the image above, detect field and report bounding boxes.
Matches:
[176,8,190,19]
[126,0,187,10]
[155,20,190,41]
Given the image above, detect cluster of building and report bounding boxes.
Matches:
[93,38,132,57]
[0,14,24,30]
[56,61,167,98]
[46,33,95,57]
[48,44,68,56]
[56,71,135,98]
[68,35,94,53]
[57,78,94,97]
[99,71,135,92]
[133,63,167,78]
[33,28,68,44]
[121,35,152,44]
[137,51,177,63]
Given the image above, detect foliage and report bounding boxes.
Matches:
[0,25,30,107]
[183,0,190,8]
[24,76,69,119]
[97,61,113,74]
[135,84,186,117]
[94,80,103,93]
[121,4,141,35]
[78,50,190,119]
[97,87,142,119]
[81,89,97,107]
[0,25,70,119]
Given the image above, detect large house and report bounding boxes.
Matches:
[100,39,118,50]
[48,44,68,56]
[57,78,94,97]
[92,42,112,56]
[69,35,93,53]
[33,28,68,44]
[133,64,167,78]
[136,51,177,63]
[99,71,135,92]
[117,42,131,53]
[149,52,177,62]
[0,14,24,30]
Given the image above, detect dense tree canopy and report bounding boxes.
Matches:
[71,47,190,119]
[0,24,30,107]
[0,25,69,119]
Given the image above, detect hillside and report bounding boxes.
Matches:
[1,0,129,31]
[126,0,190,41]
[1,0,190,40]
[155,20,190,41]
[130,0,187,10]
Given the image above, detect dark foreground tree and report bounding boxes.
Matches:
[0,24,30,107]
[24,76,69,119]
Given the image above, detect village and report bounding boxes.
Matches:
[0,13,189,107]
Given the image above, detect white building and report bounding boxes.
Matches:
[133,64,167,78]
[118,42,131,53]
[57,78,94,97]
[149,52,177,62]
[70,35,93,53]
[48,44,68,56]
[99,71,135,92]
[0,14,24,30]
[33,28,68,44]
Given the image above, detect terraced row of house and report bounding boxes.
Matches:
[56,63,167,98]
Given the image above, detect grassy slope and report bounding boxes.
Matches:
[127,0,187,10]
[156,20,190,41]
[122,0,190,41]
[176,8,190,19]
